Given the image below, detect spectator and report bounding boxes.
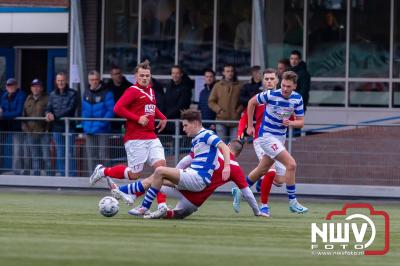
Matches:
[0,78,26,175]
[82,70,114,173]
[163,65,192,134]
[105,65,132,133]
[152,77,166,115]
[208,64,243,141]
[46,72,78,176]
[198,68,216,130]
[239,65,263,107]
[289,50,311,111]
[22,79,51,176]
[277,58,290,88]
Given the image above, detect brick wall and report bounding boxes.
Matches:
[0,0,69,7]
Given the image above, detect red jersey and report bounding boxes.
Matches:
[237,103,265,139]
[180,153,248,207]
[114,83,167,142]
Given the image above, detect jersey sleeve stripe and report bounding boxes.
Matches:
[211,138,221,147]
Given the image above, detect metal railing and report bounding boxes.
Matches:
[0,117,399,187]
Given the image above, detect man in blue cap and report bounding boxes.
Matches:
[0,78,26,174]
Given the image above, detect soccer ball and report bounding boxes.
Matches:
[98,196,119,217]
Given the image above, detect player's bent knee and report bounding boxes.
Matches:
[286,160,297,172]
[154,166,167,176]
[128,171,141,180]
[275,175,285,184]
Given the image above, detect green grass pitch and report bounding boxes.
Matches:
[0,191,398,266]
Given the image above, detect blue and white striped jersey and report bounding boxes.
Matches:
[256,89,304,136]
[189,128,222,185]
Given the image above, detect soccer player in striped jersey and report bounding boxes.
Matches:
[142,139,265,219]
[245,71,308,214]
[234,68,287,216]
[105,139,265,218]
[127,109,231,216]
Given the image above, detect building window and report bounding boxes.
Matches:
[178,0,214,75]
[264,0,304,70]
[349,82,389,107]
[307,0,346,77]
[394,0,400,78]
[309,81,345,107]
[103,0,139,74]
[393,83,400,107]
[349,0,390,78]
[141,0,176,75]
[216,0,252,75]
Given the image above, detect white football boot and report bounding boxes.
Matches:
[106,177,135,206]
[89,164,104,185]
[144,204,168,219]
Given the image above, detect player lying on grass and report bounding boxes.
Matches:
[106,139,265,219]
[244,71,308,214]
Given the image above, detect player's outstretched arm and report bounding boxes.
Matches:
[241,187,261,216]
[176,154,193,169]
[217,142,231,181]
[155,107,167,133]
[246,97,258,137]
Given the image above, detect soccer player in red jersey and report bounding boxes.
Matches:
[89,60,168,208]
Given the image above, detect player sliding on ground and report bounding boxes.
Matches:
[244,71,308,214]
[234,68,288,217]
[107,139,266,219]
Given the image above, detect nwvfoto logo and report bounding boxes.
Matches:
[311,203,390,256]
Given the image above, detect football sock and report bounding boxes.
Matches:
[142,186,159,209]
[286,184,296,201]
[246,176,255,187]
[260,170,276,204]
[156,192,167,204]
[119,181,144,195]
[104,164,126,179]
[255,177,263,192]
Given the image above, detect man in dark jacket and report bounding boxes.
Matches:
[239,65,262,108]
[23,79,51,176]
[198,68,216,130]
[151,77,166,115]
[163,65,192,134]
[82,70,114,174]
[105,66,132,133]
[0,78,26,174]
[46,72,78,176]
[289,50,311,111]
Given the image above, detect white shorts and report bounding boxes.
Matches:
[124,138,165,173]
[253,137,286,176]
[176,168,207,192]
